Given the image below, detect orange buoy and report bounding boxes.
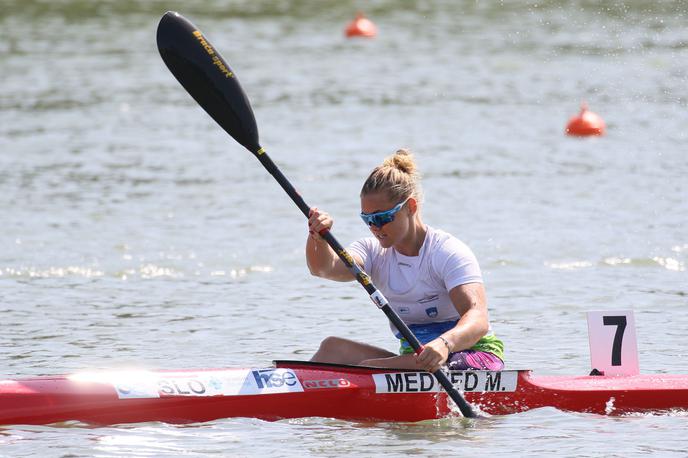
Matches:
[345,12,377,38]
[565,103,606,136]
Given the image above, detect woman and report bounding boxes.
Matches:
[306,149,504,373]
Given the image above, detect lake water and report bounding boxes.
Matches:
[1,0,687,456]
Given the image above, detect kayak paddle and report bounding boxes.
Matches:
[156,11,477,419]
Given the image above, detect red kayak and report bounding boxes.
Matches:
[1,360,686,426]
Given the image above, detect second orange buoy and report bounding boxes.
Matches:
[565,103,606,136]
[345,12,377,38]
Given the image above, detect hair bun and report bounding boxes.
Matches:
[383,148,416,175]
[361,148,422,203]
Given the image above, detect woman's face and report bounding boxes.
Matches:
[360,192,411,248]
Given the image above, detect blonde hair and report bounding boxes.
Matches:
[360,148,422,203]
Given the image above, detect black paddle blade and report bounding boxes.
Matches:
[157,11,261,154]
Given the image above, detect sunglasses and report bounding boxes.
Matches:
[360,198,410,228]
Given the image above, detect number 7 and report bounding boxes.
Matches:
[603,315,627,366]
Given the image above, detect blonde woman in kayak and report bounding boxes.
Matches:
[306,149,504,373]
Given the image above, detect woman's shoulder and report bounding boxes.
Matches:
[425,226,482,284]
[425,226,472,253]
[425,226,479,273]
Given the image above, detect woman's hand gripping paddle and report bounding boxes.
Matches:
[156,11,477,419]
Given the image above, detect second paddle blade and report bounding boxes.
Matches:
[157,11,261,154]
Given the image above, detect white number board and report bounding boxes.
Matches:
[587,310,639,376]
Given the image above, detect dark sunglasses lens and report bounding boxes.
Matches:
[361,203,403,228]
[372,214,393,227]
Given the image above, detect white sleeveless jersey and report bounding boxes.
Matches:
[347,226,483,344]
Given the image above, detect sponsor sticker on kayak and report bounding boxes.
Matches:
[373,370,518,393]
[72,368,304,399]
[302,378,351,389]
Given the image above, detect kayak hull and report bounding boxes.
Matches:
[1,361,686,426]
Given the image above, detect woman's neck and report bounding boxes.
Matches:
[394,219,426,256]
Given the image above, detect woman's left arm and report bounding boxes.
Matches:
[441,282,489,351]
[415,282,489,372]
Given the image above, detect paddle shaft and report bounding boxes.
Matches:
[156,11,476,418]
[255,149,477,417]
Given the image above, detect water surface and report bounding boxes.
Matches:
[1,1,687,456]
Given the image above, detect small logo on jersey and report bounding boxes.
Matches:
[418,294,438,304]
[398,306,410,314]
[425,307,438,318]
[398,262,412,267]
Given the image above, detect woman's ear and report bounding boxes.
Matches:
[407,197,418,215]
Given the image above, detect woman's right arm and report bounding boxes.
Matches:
[306,208,361,281]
